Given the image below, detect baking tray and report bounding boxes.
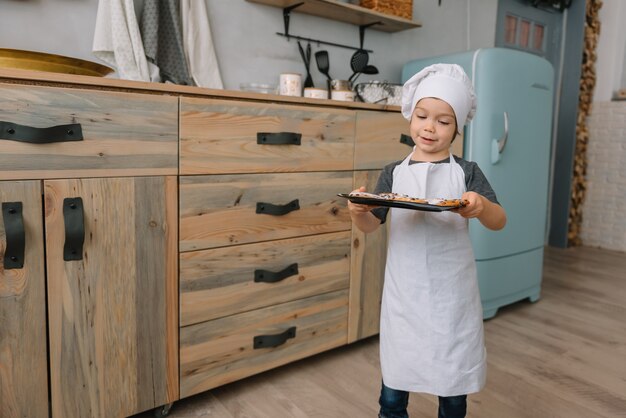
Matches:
[337,193,467,212]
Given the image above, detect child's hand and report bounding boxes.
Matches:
[347,186,379,216]
[454,191,507,230]
[453,191,484,219]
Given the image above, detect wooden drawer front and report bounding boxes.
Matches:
[180,289,348,397]
[354,111,464,170]
[354,111,412,170]
[180,231,351,327]
[179,172,352,251]
[0,83,178,179]
[179,98,355,174]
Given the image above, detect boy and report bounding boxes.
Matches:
[348,64,506,418]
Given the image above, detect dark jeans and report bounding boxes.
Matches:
[378,381,467,418]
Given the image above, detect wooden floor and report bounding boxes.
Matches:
[133,246,626,418]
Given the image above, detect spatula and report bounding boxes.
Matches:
[315,50,333,81]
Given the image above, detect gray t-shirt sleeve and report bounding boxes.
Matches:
[370,156,500,223]
[456,156,500,205]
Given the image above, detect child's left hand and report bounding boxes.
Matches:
[453,191,484,219]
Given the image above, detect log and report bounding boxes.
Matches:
[568,0,602,247]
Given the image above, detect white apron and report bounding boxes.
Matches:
[379,150,486,396]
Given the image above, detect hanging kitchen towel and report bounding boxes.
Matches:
[180,0,224,89]
[140,0,194,86]
[92,0,151,81]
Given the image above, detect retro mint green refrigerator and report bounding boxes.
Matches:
[402,48,554,319]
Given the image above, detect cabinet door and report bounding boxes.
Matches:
[348,170,388,342]
[44,176,178,418]
[0,181,49,418]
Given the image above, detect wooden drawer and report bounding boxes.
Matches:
[354,110,464,170]
[0,83,178,180]
[180,231,351,327]
[179,289,348,397]
[179,98,355,175]
[354,111,412,170]
[179,172,352,251]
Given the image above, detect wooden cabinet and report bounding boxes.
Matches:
[0,69,451,415]
[0,83,179,418]
[178,98,353,398]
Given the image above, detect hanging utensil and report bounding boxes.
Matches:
[306,42,312,85]
[315,50,333,81]
[349,51,368,82]
[350,64,379,84]
[348,25,372,83]
[297,41,314,88]
[306,42,311,65]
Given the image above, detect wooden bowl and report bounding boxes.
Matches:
[0,48,114,77]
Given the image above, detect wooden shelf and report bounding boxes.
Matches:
[246,0,421,32]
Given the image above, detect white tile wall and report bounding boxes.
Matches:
[581,101,626,251]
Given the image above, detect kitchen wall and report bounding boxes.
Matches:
[581,0,626,252]
[594,0,626,101]
[0,0,498,89]
[581,102,626,252]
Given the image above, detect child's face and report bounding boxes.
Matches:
[409,97,458,160]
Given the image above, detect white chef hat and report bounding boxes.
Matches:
[401,63,477,128]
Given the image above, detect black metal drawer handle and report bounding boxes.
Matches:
[255,263,299,283]
[256,199,300,216]
[400,133,415,147]
[254,327,296,349]
[2,202,25,269]
[257,132,301,145]
[63,198,84,261]
[0,121,83,144]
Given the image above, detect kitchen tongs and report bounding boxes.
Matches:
[298,41,314,88]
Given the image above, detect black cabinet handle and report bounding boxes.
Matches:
[257,132,301,145]
[256,199,300,216]
[255,263,299,283]
[2,202,25,269]
[63,198,84,261]
[254,327,296,349]
[0,121,83,144]
[400,134,415,147]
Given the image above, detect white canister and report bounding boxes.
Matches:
[331,89,355,102]
[279,73,302,96]
[303,87,328,99]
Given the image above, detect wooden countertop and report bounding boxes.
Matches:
[0,68,401,112]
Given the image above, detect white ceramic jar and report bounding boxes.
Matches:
[303,87,328,99]
[279,73,302,96]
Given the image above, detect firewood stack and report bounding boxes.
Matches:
[568,0,602,246]
[359,0,413,20]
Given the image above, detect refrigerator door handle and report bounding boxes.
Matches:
[491,111,509,164]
